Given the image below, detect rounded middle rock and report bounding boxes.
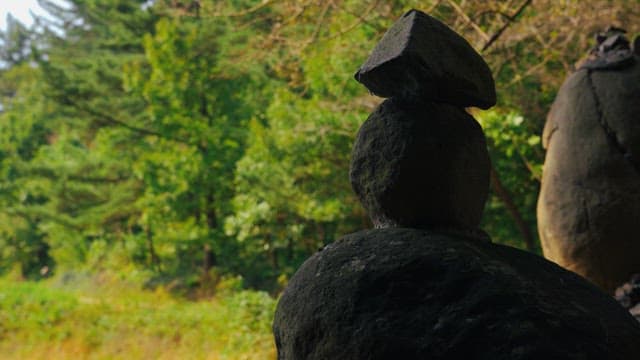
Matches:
[350,98,490,230]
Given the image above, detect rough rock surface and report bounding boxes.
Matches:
[350,98,489,230]
[273,228,640,360]
[537,50,640,292]
[354,9,496,109]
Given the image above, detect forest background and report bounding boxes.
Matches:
[0,0,638,358]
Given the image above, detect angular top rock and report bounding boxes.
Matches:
[354,9,496,109]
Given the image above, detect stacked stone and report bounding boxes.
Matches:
[537,29,640,293]
[350,9,494,231]
[273,10,640,359]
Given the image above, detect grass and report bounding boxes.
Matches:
[0,275,277,359]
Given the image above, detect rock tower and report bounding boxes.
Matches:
[350,9,493,231]
[538,29,640,292]
[273,11,640,359]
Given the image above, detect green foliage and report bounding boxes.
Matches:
[477,109,543,250]
[1,0,633,288]
[0,62,56,278]
[2,0,637,355]
[0,276,276,359]
[224,23,377,283]
[226,89,367,283]
[0,0,162,278]
[122,14,274,278]
[0,279,78,337]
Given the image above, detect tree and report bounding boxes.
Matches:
[0,15,32,67]
[1,0,637,289]
[0,0,159,273]
[0,61,54,277]
[124,10,274,283]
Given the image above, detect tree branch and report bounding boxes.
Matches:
[68,175,130,183]
[481,0,532,52]
[333,1,385,33]
[208,0,279,18]
[64,97,199,147]
[323,0,382,41]
[446,0,490,42]
[489,162,536,251]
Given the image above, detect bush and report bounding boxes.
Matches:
[0,277,276,359]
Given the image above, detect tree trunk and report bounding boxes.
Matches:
[267,234,279,269]
[202,190,217,282]
[146,225,160,269]
[202,243,216,274]
[489,163,536,251]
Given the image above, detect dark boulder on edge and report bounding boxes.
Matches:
[274,228,640,360]
[538,36,640,292]
[354,9,496,109]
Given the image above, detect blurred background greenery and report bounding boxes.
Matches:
[0,0,638,358]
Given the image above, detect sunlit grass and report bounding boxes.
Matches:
[0,276,276,359]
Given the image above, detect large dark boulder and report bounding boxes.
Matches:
[350,98,489,230]
[274,228,640,360]
[354,9,496,109]
[537,33,640,292]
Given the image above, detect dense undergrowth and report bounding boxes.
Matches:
[0,275,276,359]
